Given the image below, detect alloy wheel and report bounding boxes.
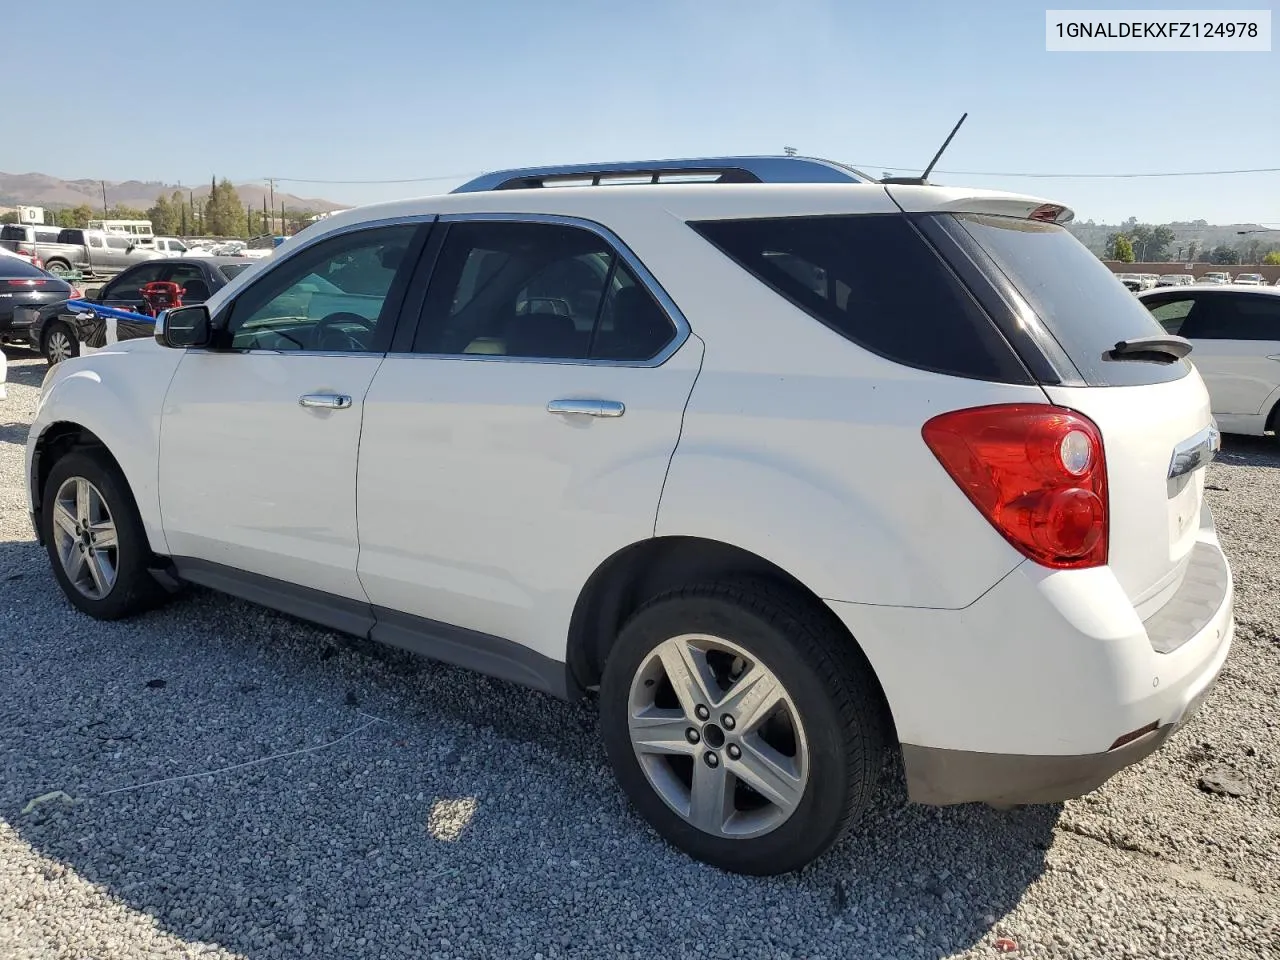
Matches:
[51,477,119,600]
[47,328,74,364]
[627,634,809,839]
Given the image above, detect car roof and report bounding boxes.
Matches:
[288,182,1072,249]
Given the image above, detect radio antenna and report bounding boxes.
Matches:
[881,112,969,185]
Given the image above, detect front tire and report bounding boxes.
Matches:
[600,581,886,875]
[42,450,166,620]
[43,321,80,366]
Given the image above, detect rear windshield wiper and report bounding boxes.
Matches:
[1105,335,1192,364]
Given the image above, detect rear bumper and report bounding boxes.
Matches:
[827,506,1233,806]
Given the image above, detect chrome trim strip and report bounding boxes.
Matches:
[452,156,872,193]
[1168,422,1221,480]
[420,211,692,368]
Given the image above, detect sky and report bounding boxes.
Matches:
[8,0,1278,226]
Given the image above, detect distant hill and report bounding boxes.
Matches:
[0,171,346,213]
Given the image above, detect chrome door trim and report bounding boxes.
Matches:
[546,398,626,418]
[299,393,353,409]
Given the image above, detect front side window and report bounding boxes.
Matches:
[103,263,167,302]
[412,220,675,362]
[1180,294,1280,341]
[223,224,416,352]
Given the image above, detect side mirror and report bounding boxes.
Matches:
[156,304,213,349]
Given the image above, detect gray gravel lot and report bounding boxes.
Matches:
[1,348,1278,959]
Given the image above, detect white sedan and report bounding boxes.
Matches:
[1138,284,1280,438]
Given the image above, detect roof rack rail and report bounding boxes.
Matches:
[451,156,876,193]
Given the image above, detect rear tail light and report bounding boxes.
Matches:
[922,404,1108,569]
[5,279,47,287]
[70,287,84,299]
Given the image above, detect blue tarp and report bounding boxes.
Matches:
[66,299,155,324]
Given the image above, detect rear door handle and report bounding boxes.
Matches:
[299,393,352,409]
[546,398,625,418]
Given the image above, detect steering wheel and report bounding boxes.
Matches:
[313,312,375,351]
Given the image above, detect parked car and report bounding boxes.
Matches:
[1115,273,1144,292]
[1155,273,1195,287]
[29,256,255,365]
[0,244,43,269]
[0,258,76,347]
[1138,284,1280,439]
[26,156,1233,876]
[1233,273,1265,286]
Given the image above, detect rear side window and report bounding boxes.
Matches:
[951,214,1190,386]
[689,214,1029,383]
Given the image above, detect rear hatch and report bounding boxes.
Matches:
[892,188,1214,610]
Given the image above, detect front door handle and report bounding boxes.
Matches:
[546,398,625,418]
[299,393,352,410]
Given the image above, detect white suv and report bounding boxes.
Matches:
[26,157,1234,875]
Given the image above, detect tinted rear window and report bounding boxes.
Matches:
[689,214,1029,383]
[219,263,252,280]
[953,214,1190,386]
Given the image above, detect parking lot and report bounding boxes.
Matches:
[1,348,1278,959]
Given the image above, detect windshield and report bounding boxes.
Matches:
[953,213,1190,387]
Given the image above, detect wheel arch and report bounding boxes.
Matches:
[567,535,897,739]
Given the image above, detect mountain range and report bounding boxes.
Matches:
[0,172,346,214]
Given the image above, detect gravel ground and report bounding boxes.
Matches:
[1,349,1278,960]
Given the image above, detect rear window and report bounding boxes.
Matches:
[1,225,29,242]
[219,263,252,280]
[952,214,1190,386]
[689,214,1030,383]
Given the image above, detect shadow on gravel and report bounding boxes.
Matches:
[1,563,1057,960]
[1216,434,1280,469]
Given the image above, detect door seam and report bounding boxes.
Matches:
[653,332,706,537]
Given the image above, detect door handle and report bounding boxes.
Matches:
[546,398,625,418]
[299,393,352,409]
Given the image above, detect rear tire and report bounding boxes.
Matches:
[44,259,72,278]
[44,321,79,366]
[41,449,167,620]
[599,580,886,875]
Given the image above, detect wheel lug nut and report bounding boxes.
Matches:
[704,751,719,768]
[727,744,741,760]
[685,728,700,745]
[694,705,709,721]
[721,714,735,730]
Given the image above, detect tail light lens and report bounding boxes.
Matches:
[70,287,84,299]
[922,404,1108,569]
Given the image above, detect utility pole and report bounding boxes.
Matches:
[100,180,108,216]
[266,178,277,232]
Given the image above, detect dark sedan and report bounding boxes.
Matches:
[30,256,256,365]
[0,258,76,348]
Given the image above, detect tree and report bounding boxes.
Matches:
[147,193,180,235]
[1127,224,1175,262]
[54,204,95,228]
[1107,233,1135,262]
[1186,240,1200,263]
[1262,251,1280,266]
[203,178,248,238]
[0,211,17,224]
[1208,244,1241,265]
